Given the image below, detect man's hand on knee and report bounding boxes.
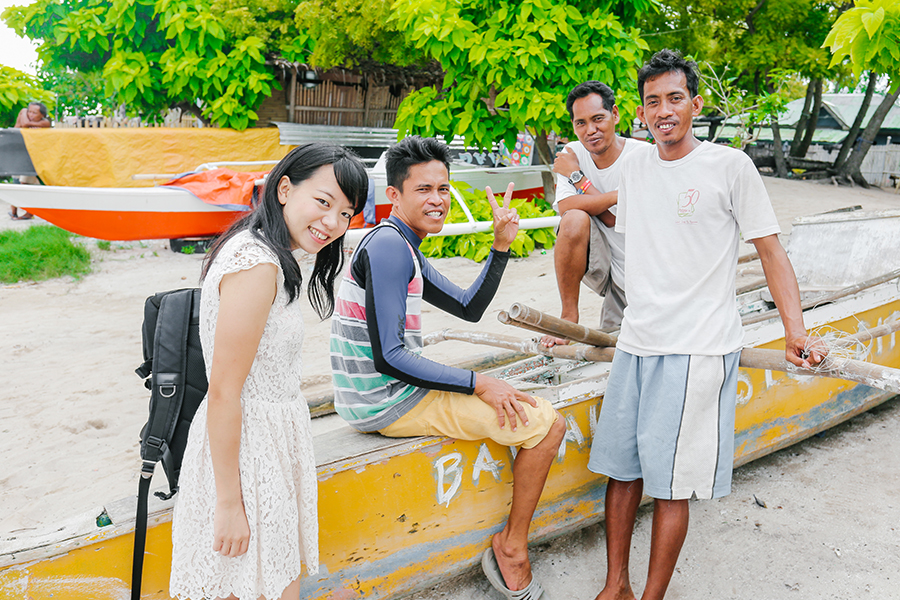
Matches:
[598,209,616,228]
[474,373,538,431]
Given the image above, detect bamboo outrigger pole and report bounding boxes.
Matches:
[423,303,900,395]
[508,302,618,347]
[423,327,616,363]
[739,347,900,394]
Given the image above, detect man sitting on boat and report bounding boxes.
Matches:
[587,49,826,600]
[331,135,565,599]
[544,81,640,343]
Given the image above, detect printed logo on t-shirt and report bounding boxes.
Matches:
[676,189,700,218]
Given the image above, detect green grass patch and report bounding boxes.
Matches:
[0,225,92,283]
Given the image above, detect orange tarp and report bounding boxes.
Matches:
[161,168,269,210]
[19,127,289,188]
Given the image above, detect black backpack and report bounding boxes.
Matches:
[131,288,208,600]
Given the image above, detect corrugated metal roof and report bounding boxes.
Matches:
[709,125,847,144]
[779,93,900,130]
[724,93,900,132]
[273,122,470,149]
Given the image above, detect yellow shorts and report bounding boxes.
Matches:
[378,389,558,449]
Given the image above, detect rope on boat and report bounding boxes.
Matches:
[802,326,870,372]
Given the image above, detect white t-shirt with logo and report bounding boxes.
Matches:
[615,141,780,356]
[553,137,643,291]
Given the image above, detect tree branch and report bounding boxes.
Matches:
[746,0,768,35]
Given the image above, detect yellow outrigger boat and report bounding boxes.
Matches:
[2,210,899,600]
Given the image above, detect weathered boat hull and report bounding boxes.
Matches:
[3,282,898,599]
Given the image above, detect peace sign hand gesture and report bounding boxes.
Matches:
[485,182,518,253]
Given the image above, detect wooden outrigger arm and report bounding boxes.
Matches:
[423,328,616,363]
[424,304,900,395]
[506,302,618,347]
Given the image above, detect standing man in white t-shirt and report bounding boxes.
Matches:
[588,50,826,600]
[546,82,643,341]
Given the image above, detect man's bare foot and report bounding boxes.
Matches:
[491,531,531,591]
[539,335,569,348]
[593,585,636,600]
[540,312,578,348]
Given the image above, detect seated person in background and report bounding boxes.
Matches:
[330,135,565,599]
[545,81,642,344]
[10,101,50,220]
[15,101,51,130]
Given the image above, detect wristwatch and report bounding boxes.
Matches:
[568,170,584,186]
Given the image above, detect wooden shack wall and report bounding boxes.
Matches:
[281,70,414,128]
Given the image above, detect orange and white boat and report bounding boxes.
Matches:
[0,164,547,242]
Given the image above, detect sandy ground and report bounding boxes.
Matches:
[1,177,899,599]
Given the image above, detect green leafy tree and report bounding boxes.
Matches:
[824,0,900,186]
[640,0,846,173]
[2,0,309,128]
[37,65,115,119]
[213,0,316,64]
[392,0,653,202]
[294,0,426,69]
[716,0,843,176]
[701,64,791,149]
[0,65,54,127]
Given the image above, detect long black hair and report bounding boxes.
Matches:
[202,143,368,318]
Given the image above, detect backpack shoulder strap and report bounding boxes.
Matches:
[131,473,152,600]
[141,289,195,481]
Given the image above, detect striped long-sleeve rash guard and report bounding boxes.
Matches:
[330,216,510,432]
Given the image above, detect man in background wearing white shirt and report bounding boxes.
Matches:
[547,82,642,342]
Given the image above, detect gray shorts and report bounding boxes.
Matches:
[580,216,625,330]
[588,349,741,500]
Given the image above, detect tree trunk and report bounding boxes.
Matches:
[764,77,789,178]
[796,79,822,158]
[790,80,815,157]
[771,119,789,178]
[533,132,556,204]
[173,101,211,126]
[835,79,900,187]
[832,71,877,173]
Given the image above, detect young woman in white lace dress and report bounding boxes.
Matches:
[169,144,368,600]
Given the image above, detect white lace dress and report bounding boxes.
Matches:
[169,231,318,600]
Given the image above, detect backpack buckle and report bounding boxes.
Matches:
[155,372,180,398]
[141,459,156,477]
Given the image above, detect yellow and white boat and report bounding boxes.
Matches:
[2,209,898,600]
